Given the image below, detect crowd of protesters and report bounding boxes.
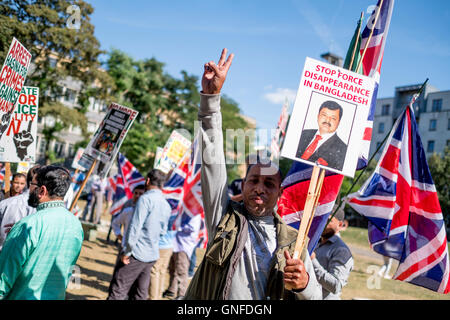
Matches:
[0,49,356,301]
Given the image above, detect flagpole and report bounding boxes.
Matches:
[356,0,385,74]
[324,78,429,227]
[69,157,98,213]
[348,12,364,71]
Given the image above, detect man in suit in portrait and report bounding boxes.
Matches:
[295,100,347,171]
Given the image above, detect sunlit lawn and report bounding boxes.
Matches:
[340,226,450,300]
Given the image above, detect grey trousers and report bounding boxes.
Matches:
[107,255,155,300]
[167,251,190,297]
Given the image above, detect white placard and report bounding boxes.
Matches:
[281,57,376,177]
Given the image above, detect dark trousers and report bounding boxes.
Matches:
[107,255,155,300]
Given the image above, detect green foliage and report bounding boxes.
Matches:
[0,0,114,161]
[428,147,450,227]
[106,50,254,177]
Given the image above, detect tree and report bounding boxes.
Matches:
[106,50,254,177]
[428,147,450,227]
[0,0,114,162]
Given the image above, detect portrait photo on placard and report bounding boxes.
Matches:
[294,91,357,173]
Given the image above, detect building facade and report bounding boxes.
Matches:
[35,76,108,167]
[369,83,450,159]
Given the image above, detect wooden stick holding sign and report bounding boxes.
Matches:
[4,163,11,194]
[285,165,325,290]
[69,158,97,213]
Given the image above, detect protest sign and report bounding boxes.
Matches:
[84,103,138,178]
[153,146,163,168]
[16,162,31,173]
[71,147,86,171]
[281,57,376,178]
[0,38,32,144]
[155,130,191,174]
[0,86,38,162]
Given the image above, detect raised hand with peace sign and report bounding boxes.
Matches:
[201,48,234,95]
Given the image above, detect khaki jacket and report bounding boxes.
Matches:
[184,201,320,300]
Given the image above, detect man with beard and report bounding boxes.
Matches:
[184,49,321,300]
[310,206,353,300]
[295,100,348,171]
[0,164,41,251]
[0,165,83,300]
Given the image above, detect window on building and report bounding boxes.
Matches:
[432,99,442,112]
[429,119,437,131]
[378,122,385,133]
[49,57,57,68]
[448,118,450,130]
[39,140,47,153]
[427,140,435,153]
[68,144,75,157]
[447,140,450,147]
[53,142,62,156]
[64,88,77,103]
[381,104,390,116]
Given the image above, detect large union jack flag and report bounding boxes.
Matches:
[347,95,449,294]
[163,136,207,248]
[278,0,394,253]
[109,153,146,216]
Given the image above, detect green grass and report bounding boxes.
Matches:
[340,226,450,300]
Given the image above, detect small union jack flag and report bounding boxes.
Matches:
[109,153,146,216]
[163,135,207,248]
[347,94,449,294]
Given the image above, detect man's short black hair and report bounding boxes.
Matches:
[147,169,167,188]
[245,155,283,185]
[12,172,26,181]
[133,184,145,192]
[26,164,42,188]
[35,165,71,198]
[319,100,343,120]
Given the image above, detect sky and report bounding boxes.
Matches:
[88,0,450,136]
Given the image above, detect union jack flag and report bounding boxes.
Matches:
[278,162,344,254]
[357,0,394,168]
[109,153,146,216]
[0,165,5,186]
[347,95,450,294]
[279,0,394,252]
[163,136,207,248]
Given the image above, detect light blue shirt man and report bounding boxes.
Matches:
[123,189,171,263]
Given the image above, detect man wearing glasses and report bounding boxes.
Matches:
[0,165,83,300]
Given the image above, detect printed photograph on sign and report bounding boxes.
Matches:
[92,109,130,157]
[281,57,375,177]
[295,92,357,172]
[83,103,138,178]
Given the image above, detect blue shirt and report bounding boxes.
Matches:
[123,189,171,263]
[312,234,353,300]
